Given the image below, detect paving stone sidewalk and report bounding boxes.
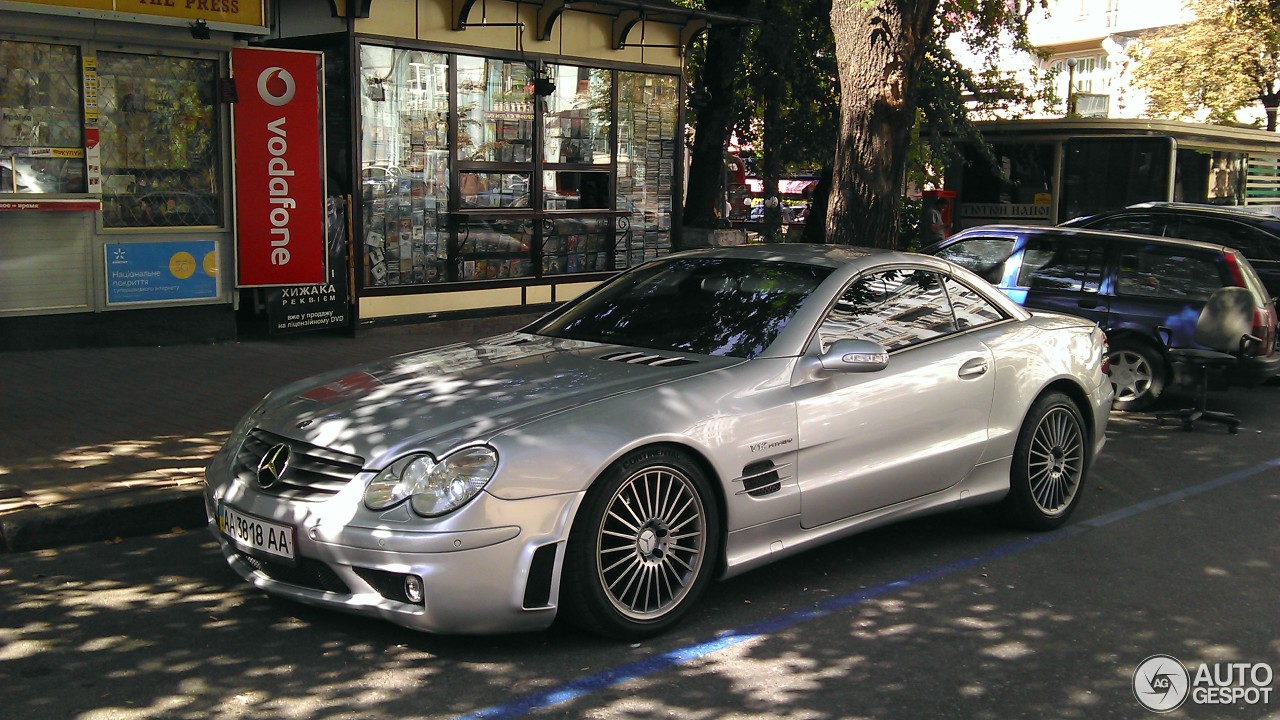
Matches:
[0,314,536,552]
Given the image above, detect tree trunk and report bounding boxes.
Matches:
[759,0,788,241]
[1262,93,1279,132]
[683,4,750,230]
[826,0,938,248]
[799,165,833,243]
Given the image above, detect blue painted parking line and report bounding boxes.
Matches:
[455,457,1280,720]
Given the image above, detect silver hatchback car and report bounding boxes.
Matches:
[205,244,1111,639]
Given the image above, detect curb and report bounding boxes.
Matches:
[0,487,208,553]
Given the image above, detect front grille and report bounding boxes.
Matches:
[235,429,364,500]
[236,551,351,595]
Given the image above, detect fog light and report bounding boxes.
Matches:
[404,575,424,604]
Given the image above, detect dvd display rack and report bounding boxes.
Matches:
[616,72,676,269]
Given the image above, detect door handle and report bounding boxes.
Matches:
[958,358,988,379]
[1077,297,1099,309]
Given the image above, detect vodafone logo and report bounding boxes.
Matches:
[257,67,296,107]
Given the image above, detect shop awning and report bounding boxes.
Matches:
[446,0,758,53]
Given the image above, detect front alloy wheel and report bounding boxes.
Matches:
[561,447,720,639]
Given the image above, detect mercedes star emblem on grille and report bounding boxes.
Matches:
[257,443,291,488]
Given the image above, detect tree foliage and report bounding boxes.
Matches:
[684,0,1050,246]
[682,0,838,230]
[1129,0,1280,131]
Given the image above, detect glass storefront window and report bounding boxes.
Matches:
[543,170,609,209]
[543,216,612,275]
[456,56,533,163]
[357,48,679,287]
[616,72,677,268]
[360,46,451,286]
[98,52,220,227]
[543,65,610,165]
[458,217,533,280]
[459,172,529,208]
[0,40,87,194]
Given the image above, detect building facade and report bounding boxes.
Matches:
[0,0,742,349]
[263,0,743,333]
[1,1,266,349]
[1029,0,1192,119]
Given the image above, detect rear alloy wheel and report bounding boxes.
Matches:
[1106,341,1164,411]
[561,447,720,639]
[997,391,1088,530]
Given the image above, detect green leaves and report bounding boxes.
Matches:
[1129,0,1280,129]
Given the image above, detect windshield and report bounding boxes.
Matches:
[529,257,832,358]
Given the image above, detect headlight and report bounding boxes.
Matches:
[363,446,498,516]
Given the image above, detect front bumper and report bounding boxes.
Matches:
[205,467,583,635]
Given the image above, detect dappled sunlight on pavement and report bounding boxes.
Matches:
[0,315,536,536]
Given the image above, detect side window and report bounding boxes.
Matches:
[818,270,956,352]
[933,237,1016,283]
[1088,214,1162,236]
[1016,236,1104,292]
[943,276,1006,329]
[1165,216,1273,261]
[1116,244,1225,301]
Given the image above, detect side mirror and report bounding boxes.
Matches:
[819,339,889,373]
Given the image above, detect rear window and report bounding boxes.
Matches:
[1164,216,1277,261]
[1115,243,1225,301]
[1080,214,1164,237]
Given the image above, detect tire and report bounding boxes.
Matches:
[996,391,1089,531]
[560,446,721,640]
[1106,340,1165,411]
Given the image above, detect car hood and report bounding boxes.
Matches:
[252,332,737,466]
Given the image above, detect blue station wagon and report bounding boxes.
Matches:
[926,225,1280,410]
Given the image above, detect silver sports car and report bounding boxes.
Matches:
[205,244,1112,639]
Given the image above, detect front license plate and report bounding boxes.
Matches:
[217,502,296,564]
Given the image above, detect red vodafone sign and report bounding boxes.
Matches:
[232,48,326,287]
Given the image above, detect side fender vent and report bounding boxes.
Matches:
[736,459,788,497]
[597,351,697,367]
[522,542,558,609]
[486,334,535,346]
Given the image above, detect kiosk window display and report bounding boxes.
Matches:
[617,72,677,267]
[360,46,452,286]
[97,52,221,228]
[357,43,680,290]
[0,39,87,195]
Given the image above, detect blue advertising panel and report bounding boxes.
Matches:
[105,241,219,305]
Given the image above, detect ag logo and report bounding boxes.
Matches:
[256,66,296,107]
[1134,655,1190,713]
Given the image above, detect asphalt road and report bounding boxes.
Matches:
[2,386,1278,720]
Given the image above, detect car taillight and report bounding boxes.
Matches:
[1224,251,1248,288]
[1253,306,1277,357]
[1222,252,1275,355]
